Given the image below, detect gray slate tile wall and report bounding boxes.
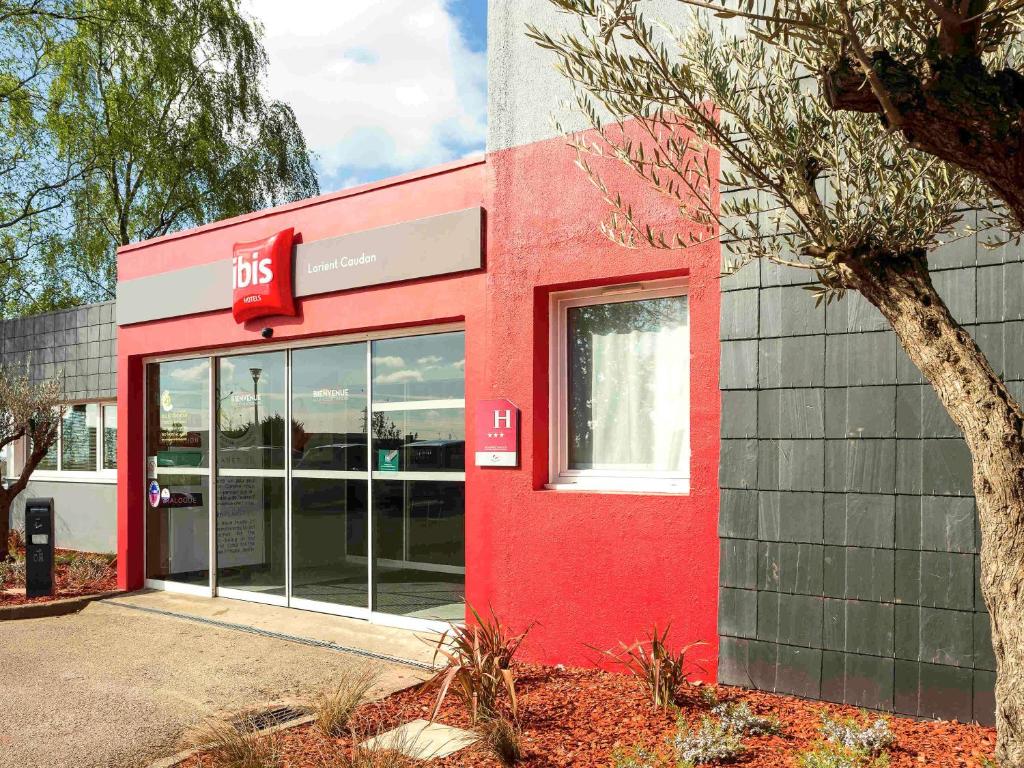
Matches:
[718,230,1006,726]
[0,301,116,400]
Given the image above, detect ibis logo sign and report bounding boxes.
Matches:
[117,208,482,326]
[231,228,296,323]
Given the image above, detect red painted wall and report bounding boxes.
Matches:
[116,136,721,675]
[467,133,721,674]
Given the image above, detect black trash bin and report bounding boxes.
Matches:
[25,498,55,598]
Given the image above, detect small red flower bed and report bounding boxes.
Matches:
[216,663,997,767]
[0,547,117,606]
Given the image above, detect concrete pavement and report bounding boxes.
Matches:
[0,592,437,767]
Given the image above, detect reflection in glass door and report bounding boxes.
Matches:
[290,343,369,613]
[216,351,287,602]
[144,358,211,590]
[370,333,466,623]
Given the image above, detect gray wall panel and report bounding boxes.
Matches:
[9,480,116,553]
[0,301,116,400]
[2,302,117,555]
[487,0,691,152]
[719,231,1010,726]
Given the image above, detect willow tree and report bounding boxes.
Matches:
[0,1,88,313]
[42,0,319,301]
[529,3,1024,764]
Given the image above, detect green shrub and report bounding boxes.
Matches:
[64,556,112,591]
[798,742,890,768]
[0,557,25,588]
[696,685,720,709]
[673,716,745,765]
[7,527,24,553]
[711,702,782,737]
[820,714,895,756]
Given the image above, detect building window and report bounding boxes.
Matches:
[103,405,118,470]
[550,280,690,493]
[62,403,99,471]
[27,401,116,479]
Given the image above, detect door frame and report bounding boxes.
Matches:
[142,322,465,633]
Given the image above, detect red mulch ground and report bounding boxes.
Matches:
[0,548,117,605]
[186,663,997,767]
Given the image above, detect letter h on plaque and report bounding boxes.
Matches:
[475,399,519,467]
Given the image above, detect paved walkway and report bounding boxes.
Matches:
[0,592,437,768]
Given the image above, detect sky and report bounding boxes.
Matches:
[244,0,488,194]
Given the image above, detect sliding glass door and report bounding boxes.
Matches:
[144,328,466,628]
[290,342,369,612]
[216,351,288,603]
[370,333,466,623]
[144,358,211,590]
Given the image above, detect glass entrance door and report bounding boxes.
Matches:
[215,351,287,603]
[369,333,466,624]
[290,342,369,613]
[288,331,467,624]
[144,358,211,591]
[145,328,466,628]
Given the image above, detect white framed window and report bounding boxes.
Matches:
[26,401,117,482]
[549,279,690,493]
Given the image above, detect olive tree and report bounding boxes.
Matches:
[528,3,1024,764]
[703,1,1024,242]
[0,366,62,560]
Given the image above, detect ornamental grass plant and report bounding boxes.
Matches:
[481,715,525,766]
[313,664,380,738]
[423,603,531,723]
[596,625,705,710]
[193,716,281,768]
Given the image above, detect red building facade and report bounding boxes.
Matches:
[115,139,721,669]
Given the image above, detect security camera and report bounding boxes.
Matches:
[261,327,274,339]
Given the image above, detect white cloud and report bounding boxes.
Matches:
[374,369,424,384]
[170,361,212,382]
[245,0,486,188]
[417,355,443,366]
[372,355,405,369]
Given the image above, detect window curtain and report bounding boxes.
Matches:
[568,295,689,473]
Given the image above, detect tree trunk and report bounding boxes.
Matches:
[0,435,55,562]
[0,495,9,561]
[844,249,1024,767]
